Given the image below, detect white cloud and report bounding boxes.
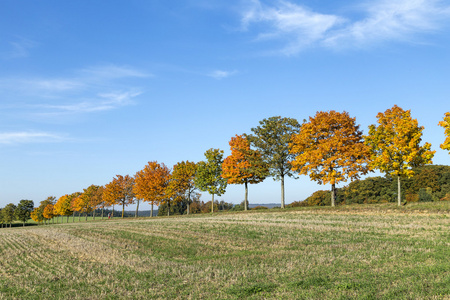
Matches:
[208,70,238,79]
[3,37,37,59]
[0,64,148,116]
[241,0,345,55]
[79,65,151,80]
[240,0,450,55]
[0,132,65,145]
[37,90,142,114]
[324,0,450,47]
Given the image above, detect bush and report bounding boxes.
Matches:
[252,206,268,210]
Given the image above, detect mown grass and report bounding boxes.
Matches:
[0,202,449,299]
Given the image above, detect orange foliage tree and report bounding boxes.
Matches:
[134,162,171,217]
[439,112,450,153]
[222,135,268,210]
[103,175,135,218]
[365,105,435,206]
[43,204,56,223]
[166,161,198,215]
[290,111,371,207]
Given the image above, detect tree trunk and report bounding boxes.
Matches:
[72,211,75,223]
[151,203,153,217]
[85,213,88,221]
[187,202,190,215]
[23,222,25,227]
[112,205,114,218]
[167,201,170,217]
[122,203,125,219]
[331,183,336,207]
[281,176,285,209]
[67,216,69,223]
[135,199,140,218]
[101,206,104,219]
[244,180,248,211]
[211,194,215,213]
[93,209,96,220]
[78,212,81,222]
[398,176,401,206]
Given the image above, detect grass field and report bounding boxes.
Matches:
[0,202,449,299]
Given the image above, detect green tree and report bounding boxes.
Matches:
[195,148,227,213]
[2,203,17,227]
[365,105,435,206]
[14,200,34,226]
[247,116,301,208]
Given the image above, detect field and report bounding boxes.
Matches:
[0,203,449,299]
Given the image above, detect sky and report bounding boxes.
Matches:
[1,0,450,209]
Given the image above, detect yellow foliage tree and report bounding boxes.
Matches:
[54,194,74,223]
[365,105,435,206]
[290,111,371,207]
[438,112,450,152]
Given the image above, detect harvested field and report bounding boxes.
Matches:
[0,204,449,299]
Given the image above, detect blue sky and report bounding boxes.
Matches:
[1,0,450,208]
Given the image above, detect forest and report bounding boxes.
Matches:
[1,105,449,227]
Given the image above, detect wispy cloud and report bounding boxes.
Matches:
[0,64,149,117]
[3,37,37,59]
[240,0,450,55]
[0,132,65,145]
[208,69,238,79]
[40,90,142,114]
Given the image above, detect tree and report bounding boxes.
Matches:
[14,200,34,226]
[85,185,104,220]
[43,204,56,223]
[103,175,135,218]
[195,148,227,213]
[37,196,56,225]
[166,161,198,215]
[438,112,450,153]
[134,162,171,217]
[365,105,435,206]
[222,135,268,211]
[290,111,371,207]
[55,194,74,223]
[2,203,17,227]
[247,116,301,208]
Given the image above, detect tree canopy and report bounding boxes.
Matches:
[365,105,435,206]
[247,116,301,208]
[290,111,371,206]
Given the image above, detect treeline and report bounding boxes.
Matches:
[290,165,450,207]
[1,106,449,226]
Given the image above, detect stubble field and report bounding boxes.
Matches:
[0,203,449,299]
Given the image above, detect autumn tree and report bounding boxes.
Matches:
[134,162,171,217]
[55,194,74,223]
[38,196,56,225]
[103,175,135,218]
[290,111,371,207]
[43,204,56,223]
[222,135,268,210]
[247,116,301,208]
[166,161,198,215]
[365,105,435,206]
[2,203,16,227]
[438,112,450,153]
[14,199,34,226]
[195,148,227,213]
